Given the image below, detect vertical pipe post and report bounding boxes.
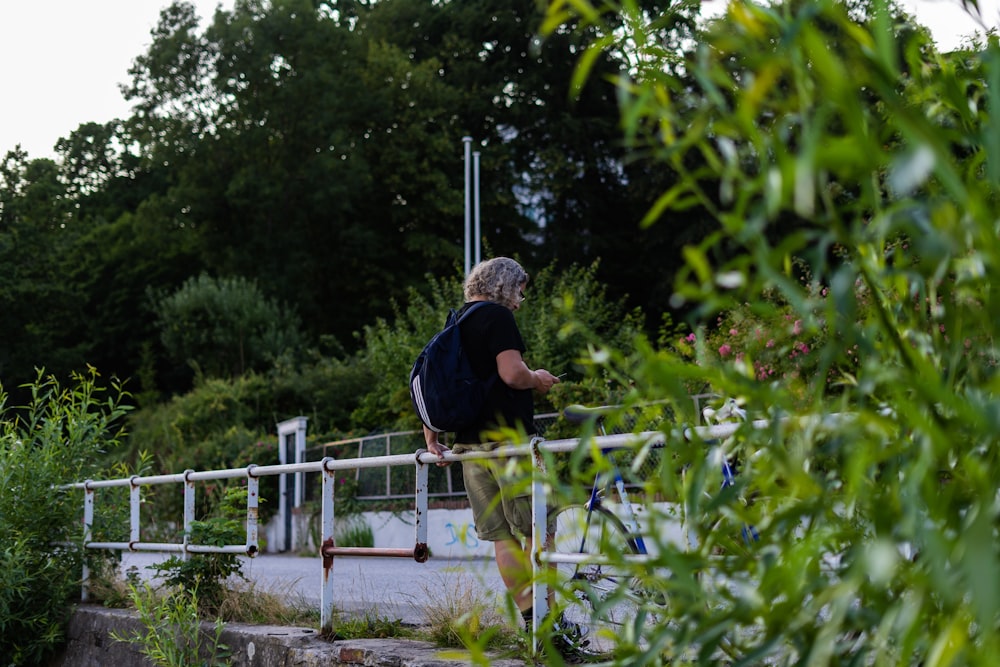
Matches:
[82,482,94,602]
[320,458,337,631]
[129,476,141,550]
[246,466,260,555]
[183,470,196,560]
[529,437,548,653]
[473,150,481,265]
[294,419,307,517]
[463,136,472,276]
[414,453,429,553]
[385,434,392,497]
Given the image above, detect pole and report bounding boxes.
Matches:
[473,150,481,266]
[463,136,472,276]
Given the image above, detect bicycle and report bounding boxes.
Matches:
[544,398,754,653]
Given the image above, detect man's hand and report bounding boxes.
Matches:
[532,368,560,395]
[423,425,451,467]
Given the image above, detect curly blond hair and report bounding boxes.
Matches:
[463,257,528,309]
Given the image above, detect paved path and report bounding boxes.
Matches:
[119,552,507,626]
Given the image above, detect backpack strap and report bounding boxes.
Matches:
[454,300,491,325]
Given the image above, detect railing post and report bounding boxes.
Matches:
[320,458,336,631]
[129,476,141,551]
[183,470,196,560]
[414,451,429,561]
[385,434,392,496]
[81,482,94,601]
[530,437,548,653]
[246,465,260,556]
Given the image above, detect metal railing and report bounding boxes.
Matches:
[64,395,737,651]
[65,419,750,640]
[305,413,561,501]
[68,454,437,631]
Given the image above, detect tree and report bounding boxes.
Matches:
[362,0,706,323]
[152,273,307,379]
[120,0,482,349]
[0,151,88,390]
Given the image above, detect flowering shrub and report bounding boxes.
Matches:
[678,285,859,401]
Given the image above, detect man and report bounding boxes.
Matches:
[421,257,572,640]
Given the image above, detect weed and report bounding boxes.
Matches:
[335,516,375,547]
[111,582,230,667]
[420,571,519,652]
[148,486,248,613]
[323,611,416,640]
[216,579,319,626]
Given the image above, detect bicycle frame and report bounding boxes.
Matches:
[583,446,650,555]
[568,399,758,558]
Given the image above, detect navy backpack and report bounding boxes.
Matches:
[410,302,497,433]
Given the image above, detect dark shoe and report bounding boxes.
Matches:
[550,615,596,660]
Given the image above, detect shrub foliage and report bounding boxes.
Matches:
[536,0,1000,664]
[0,369,130,664]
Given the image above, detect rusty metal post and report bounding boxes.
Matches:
[320,458,336,631]
[81,482,94,601]
[246,465,260,556]
[129,476,141,551]
[530,436,548,652]
[183,470,196,560]
[413,451,429,562]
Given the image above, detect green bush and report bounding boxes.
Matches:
[0,369,130,664]
[151,273,307,380]
[123,357,373,531]
[537,0,1000,664]
[147,487,248,615]
[351,260,645,429]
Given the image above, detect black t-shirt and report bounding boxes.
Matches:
[453,301,535,443]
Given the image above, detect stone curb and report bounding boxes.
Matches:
[51,604,529,667]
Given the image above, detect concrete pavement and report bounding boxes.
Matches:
[119,551,509,627]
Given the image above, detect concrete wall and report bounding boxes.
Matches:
[265,505,495,558]
[366,507,494,558]
[275,502,688,558]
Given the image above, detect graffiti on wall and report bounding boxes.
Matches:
[444,522,480,549]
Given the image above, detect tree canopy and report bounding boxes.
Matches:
[0,0,976,408]
[0,0,710,400]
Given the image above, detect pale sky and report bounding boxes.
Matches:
[0,0,997,161]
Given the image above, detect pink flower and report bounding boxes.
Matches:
[729,328,739,336]
[792,320,803,335]
[766,339,775,348]
[719,344,732,357]
[686,333,696,342]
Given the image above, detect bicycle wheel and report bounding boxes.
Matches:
[548,503,647,636]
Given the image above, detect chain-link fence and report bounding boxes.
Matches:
[302,414,558,502]
[300,394,718,504]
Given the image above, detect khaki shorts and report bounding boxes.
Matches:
[453,443,551,542]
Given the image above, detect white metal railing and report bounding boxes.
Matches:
[63,412,762,650]
[67,454,437,630]
[307,413,561,500]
